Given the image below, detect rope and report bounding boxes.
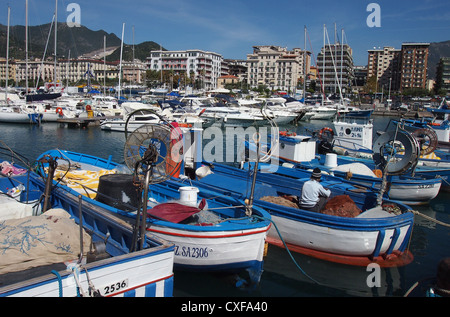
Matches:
[410,209,450,228]
[253,215,321,285]
[51,270,63,297]
[437,175,450,186]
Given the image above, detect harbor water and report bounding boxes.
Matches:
[0,116,448,297]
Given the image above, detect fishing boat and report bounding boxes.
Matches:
[0,149,175,297]
[192,161,415,267]
[246,128,442,204]
[332,116,450,193]
[34,144,271,283]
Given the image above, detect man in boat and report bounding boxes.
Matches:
[298,167,331,212]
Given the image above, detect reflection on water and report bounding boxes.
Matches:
[0,117,449,297]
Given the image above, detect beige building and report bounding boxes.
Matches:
[0,58,16,84]
[367,46,401,91]
[367,43,430,92]
[217,75,239,89]
[246,45,311,92]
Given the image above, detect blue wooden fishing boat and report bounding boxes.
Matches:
[191,161,415,267]
[246,132,443,204]
[0,150,175,297]
[34,149,271,284]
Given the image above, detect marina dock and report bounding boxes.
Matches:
[57,116,118,128]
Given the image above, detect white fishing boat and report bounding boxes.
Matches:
[0,148,175,297]
[34,123,271,283]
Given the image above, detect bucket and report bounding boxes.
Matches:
[178,186,199,206]
[195,166,213,179]
[324,153,338,168]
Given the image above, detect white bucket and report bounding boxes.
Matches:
[324,153,338,168]
[178,186,199,206]
[195,166,213,179]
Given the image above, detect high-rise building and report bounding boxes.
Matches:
[400,43,430,91]
[366,43,430,93]
[367,46,401,91]
[246,46,310,92]
[146,49,223,90]
[435,57,450,94]
[316,43,354,94]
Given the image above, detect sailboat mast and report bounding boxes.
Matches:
[322,24,325,105]
[25,0,28,94]
[303,26,306,101]
[54,0,58,91]
[104,35,106,95]
[118,23,125,100]
[5,6,10,102]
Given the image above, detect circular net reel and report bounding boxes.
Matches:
[412,128,438,156]
[372,130,420,175]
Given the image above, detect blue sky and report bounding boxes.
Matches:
[1,0,450,65]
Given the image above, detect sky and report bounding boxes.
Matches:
[1,0,450,66]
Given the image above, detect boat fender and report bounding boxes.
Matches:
[372,169,383,178]
[280,131,297,137]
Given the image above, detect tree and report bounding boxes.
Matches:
[363,76,377,93]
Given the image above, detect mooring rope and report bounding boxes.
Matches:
[410,209,450,228]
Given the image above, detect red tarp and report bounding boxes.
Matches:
[147,202,201,223]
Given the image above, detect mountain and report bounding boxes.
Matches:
[428,40,450,80]
[105,41,163,62]
[0,23,163,62]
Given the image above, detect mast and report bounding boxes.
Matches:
[118,23,125,100]
[5,6,10,102]
[322,24,325,106]
[25,0,28,94]
[66,49,70,88]
[54,0,58,91]
[303,26,306,102]
[103,35,106,95]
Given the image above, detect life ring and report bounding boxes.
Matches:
[318,127,334,139]
[56,107,63,115]
[85,105,92,111]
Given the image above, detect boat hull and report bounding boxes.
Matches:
[194,163,415,266]
[0,172,175,297]
[35,149,271,278]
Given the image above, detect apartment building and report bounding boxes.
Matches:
[435,57,450,94]
[8,58,121,87]
[400,43,429,91]
[367,43,430,93]
[0,58,16,84]
[367,46,401,91]
[316,43,354,94]
[146,49,224,90]
[246,45,311,92]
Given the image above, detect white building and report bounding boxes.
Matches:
[146,49,224,90]
[246,45,311,92]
